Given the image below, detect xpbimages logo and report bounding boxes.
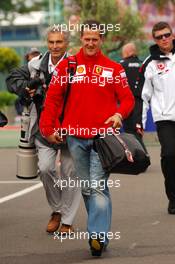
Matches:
[51,69,129,88]
[54,229,121,243]
[53,178,121,191]
[51,22,121,34]
[53,125,120,138]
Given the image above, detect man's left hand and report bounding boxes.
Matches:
[105,113,122,128]
[46,133,63,144]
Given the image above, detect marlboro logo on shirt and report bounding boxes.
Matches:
[119,71,126,78]
[119,70,128,88]
[102,67,113,78]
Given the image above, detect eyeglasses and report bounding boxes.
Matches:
[154,32,171,40]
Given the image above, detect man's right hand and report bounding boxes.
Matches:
[136,123,144,137]
[25,78,43,97]
[46,133,63,144]
[25,87,36,97]
[28,78,42,89]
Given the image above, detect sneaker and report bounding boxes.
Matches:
[59,224,74,236]
[168,201,175,214]
[46,212,61,233]
[89,236,105,257]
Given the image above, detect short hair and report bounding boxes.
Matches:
[122,43,137,59]
[152,21,172,38]
[25,47,40,61]
[46,25,69,42]
[80,20,105,38]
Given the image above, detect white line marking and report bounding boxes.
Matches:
[0,181,40,184]
[151,221,160,225]
[129,242,137,249]
[0,182,43,204]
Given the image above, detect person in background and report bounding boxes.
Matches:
[25,47,41,62]
[138,21,175,214]
[14,48,41,122]
[120,42,146,150]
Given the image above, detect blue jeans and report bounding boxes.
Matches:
[67,136,112,244]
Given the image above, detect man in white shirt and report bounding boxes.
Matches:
[138,21,175,214]
[6,26,81,234]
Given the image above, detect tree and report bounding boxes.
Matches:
[67,0,144,55]
[43,0,64,25]
[0,0,44,22]
[143,0,175,9]
[0,47,20,72]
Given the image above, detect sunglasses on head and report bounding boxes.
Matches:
[154,32,171,40]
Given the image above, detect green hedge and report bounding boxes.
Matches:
[0,91,17,109]
[0,47,20,73]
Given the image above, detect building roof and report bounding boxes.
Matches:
[0,11,45,26]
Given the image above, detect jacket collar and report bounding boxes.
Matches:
[39,51,50,73]
[39,51,67,73]
[149,39,175,60]
[122,55,139,61]
[78,47,102,62]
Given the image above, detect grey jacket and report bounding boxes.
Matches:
[6,51,64,148]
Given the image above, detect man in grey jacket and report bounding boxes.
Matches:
[6,26,81,233]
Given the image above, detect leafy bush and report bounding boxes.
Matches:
[0,47,20,73]
[0,91,17,109]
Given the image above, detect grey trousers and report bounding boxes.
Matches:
[35,139,81,225]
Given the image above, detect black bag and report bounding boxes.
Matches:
[93,132,150,175]
[0,111,8,127]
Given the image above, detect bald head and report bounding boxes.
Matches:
[122,43,137,59]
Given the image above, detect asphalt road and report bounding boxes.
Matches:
[0,146,175,264]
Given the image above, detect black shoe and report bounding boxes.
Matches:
[168,201,175,214]
[89,236,105,257]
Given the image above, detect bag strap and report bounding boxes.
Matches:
[59,55,77,123]
[113,133,134,162]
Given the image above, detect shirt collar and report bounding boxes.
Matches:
[48,52,67,74]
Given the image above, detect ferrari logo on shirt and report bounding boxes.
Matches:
[93,65,103,75]
[76,65,86,75]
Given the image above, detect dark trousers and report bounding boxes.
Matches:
[156,121,175,202]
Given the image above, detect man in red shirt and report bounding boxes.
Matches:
[40,20,134,256]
